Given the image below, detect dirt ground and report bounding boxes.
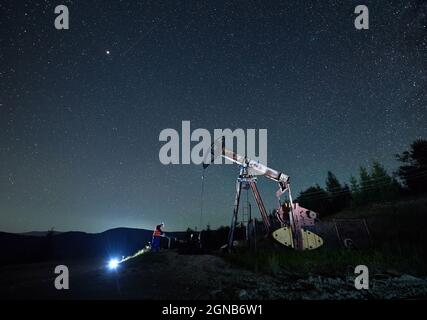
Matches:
[1,250,426,299]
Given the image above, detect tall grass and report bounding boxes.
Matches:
[224,247,427,277]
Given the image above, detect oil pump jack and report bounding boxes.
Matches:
[203,137,323,251]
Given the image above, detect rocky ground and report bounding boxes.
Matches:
[0,250,426,299]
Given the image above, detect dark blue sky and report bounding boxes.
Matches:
[0,0,426,233]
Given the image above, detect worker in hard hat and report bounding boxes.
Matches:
[152,222,164,253]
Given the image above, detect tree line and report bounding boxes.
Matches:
[296,139,427,216]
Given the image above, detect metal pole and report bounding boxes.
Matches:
[287,185,302,250]
[228,180,242,251]
[249,181,271,233]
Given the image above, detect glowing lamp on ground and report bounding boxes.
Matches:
[108,258,119,270]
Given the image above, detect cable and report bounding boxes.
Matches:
[199,169,205,231]
[309,169,427,195]
[296,171,427,202]
[297,169,427,200]
[300,173,427,200]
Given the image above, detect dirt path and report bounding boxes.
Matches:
[1,250,426,299]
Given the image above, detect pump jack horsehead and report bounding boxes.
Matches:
[203,137,323,251]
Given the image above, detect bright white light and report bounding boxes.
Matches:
[108,258,119,270]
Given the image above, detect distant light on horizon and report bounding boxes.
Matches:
[0,1,424,234]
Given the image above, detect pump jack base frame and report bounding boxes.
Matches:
[227,176,271,251]
[227,173,324,251]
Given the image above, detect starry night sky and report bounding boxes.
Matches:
[1,1,426,233]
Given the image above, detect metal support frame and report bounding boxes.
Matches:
[227,165,272,251]
[249,181,271,232]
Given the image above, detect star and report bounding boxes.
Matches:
[0,0,425,234]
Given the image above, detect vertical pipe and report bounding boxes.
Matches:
[228,180,242,251]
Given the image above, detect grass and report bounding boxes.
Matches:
[120,247,172,269]
[222,196,427,277]
[119,197,427,277]
[223,247,427,277]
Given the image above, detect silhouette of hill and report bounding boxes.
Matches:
[20,231,63,237]
[0,227,186,265]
